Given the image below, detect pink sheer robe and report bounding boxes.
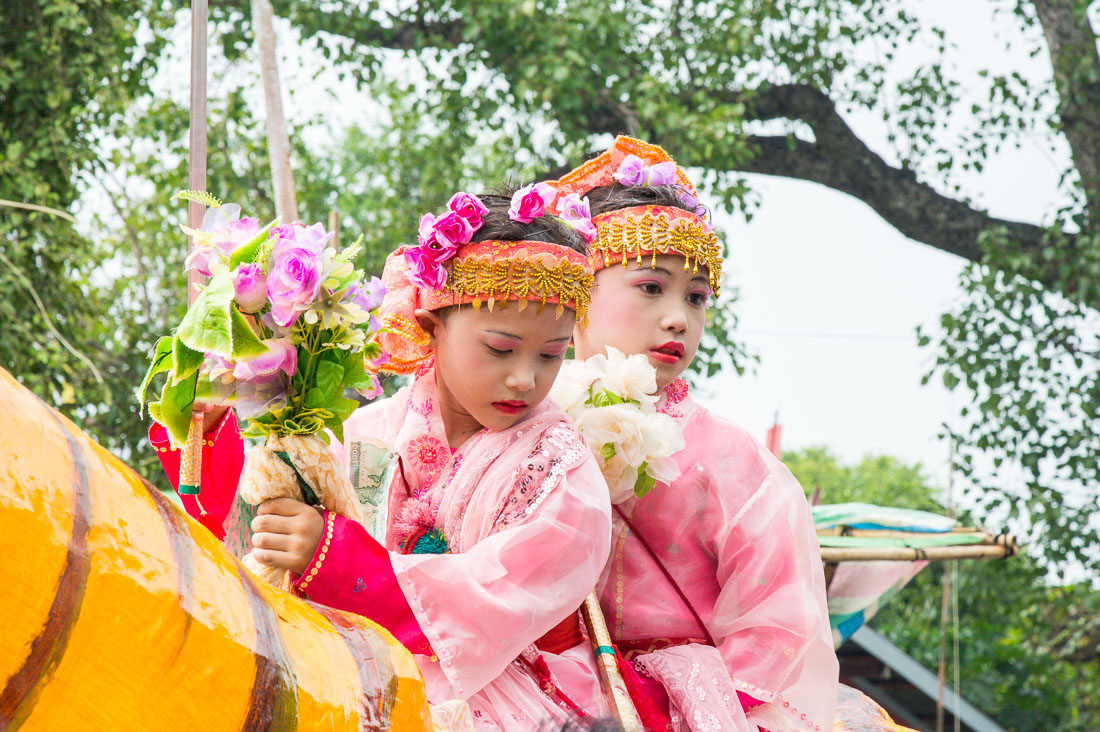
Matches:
[599,379,838,732]
[150,367,613,730]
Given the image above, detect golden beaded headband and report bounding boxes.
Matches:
[592,205,722,295]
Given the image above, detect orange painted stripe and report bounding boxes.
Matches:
[0,408,91,729]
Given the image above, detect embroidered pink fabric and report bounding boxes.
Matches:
[316,366,615,725]
[599,381,839,732]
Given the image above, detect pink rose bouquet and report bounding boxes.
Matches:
[140,191,387,446]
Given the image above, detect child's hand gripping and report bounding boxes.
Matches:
[250,498,325,576]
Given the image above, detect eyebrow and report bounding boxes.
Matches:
[485,330,571,343]
[631,265,708,285]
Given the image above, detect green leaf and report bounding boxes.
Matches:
[591,389,627,408]
[228,217,278,269]
[229,306,267,359]
[171,334,203,385]
[314,360,345,401]
[633,464,656,498]
[138,336,174,407]
[177,269,235,356]
[599,443,617,462]
[160,370,199,446]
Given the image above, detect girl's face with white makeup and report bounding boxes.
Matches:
[417,304,575,446]
[573,254,709,389]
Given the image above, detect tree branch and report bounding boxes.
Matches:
[1030,0,1100,215]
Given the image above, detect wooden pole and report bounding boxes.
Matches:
[581,593,643,731]
[251,0,298,222]
[818,542,1016,563]
[179,0,208,509]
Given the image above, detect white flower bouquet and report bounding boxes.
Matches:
[550,347,684,504]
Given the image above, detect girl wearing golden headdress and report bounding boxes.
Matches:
[549,137,838,732]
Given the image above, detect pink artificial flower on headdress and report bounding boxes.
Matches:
[448,192,489,229]
[404,245,448,290]
[508,182,555,224]
[556,193,598,244]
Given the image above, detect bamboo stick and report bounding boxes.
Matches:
[180,0,208,512]
[580,593,643,731]
[251,0,298,222]
[819,541,1016,563]
[816,526,986,538]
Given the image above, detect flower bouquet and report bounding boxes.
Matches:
[550,347,684,504]
[139,191,386,584]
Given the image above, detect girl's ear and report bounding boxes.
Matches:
[414,308,444,347]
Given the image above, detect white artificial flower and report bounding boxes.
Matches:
[549,361,594,416]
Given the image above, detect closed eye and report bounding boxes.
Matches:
[486,345,511,356]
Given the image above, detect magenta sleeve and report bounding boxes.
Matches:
[148,410,245,540]
[292,512,433,656]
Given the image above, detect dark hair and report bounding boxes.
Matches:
[471,183,588,254]
[585,181,700,218]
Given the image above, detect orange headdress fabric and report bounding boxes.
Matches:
[375,240,594,375]
[549,135,723,294]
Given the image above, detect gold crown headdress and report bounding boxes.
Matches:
[549,136,723,294]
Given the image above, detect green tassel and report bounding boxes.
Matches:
[411,529,450,555]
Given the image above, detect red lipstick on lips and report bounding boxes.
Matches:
[650,341,685,365]
[492,400,528,415]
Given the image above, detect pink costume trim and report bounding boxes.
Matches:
[292,512,434,657]
[149,410,244,540]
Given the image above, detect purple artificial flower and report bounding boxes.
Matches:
[676,188,708,218]
[645,161,678,187]
[233,338,297,382]
[508,182,555,224]
[562,217,598,244]
[404,246,448,290]
[612,155,647,187]
[556,193,597,243]
[357,373,384,400]
[557,193,592,221]
[347,276,386,312]
[266,234,326,327]
[232,262,268,313]
[203,353,235,383]
[447,192,488,229]
[273,221,333,254]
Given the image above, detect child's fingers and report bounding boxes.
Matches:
[257,497,307,516]
[251,513,296,535]
[251,548,295,570]
[251,531,292,552]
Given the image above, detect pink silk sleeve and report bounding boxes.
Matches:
[148,411,245,540]
[709,462,837,729]
[291,511,433,656]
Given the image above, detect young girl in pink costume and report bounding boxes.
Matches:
[150,189,614,729]
[550,137,839,732]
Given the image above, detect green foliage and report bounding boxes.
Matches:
[785,446,1100,729]
[923,223,1100,576]
[784,446,945,512]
